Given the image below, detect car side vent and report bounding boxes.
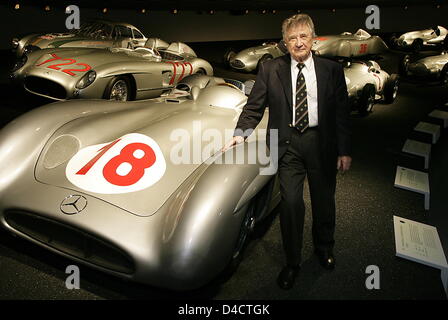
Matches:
[4,210,135,275]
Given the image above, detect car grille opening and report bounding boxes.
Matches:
[230,59,245,69]
[160,51,184,61]
[4,210,135,275]
[24,76,67,100]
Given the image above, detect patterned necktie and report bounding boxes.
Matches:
[294,62,309,133]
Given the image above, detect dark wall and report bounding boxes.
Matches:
[1,4,447,49]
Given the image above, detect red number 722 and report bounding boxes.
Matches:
[36,53,92,76]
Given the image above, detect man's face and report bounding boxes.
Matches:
[285,23,313,62]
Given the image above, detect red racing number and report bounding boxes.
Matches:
[76,140,156,187]
[36,53,92,76]
[103,143,156,186]
[359,44,368,54]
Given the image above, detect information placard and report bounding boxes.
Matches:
[394,166,430,210]
[414,122,440,144]
[402,139,431,169]
[429,110,448,128]
[393,216,448,269]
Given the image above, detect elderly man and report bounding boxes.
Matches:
[223,14,351,290]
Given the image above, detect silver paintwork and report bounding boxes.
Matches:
[14,20,148,57]
[396,26,448,48]
[405,52,448,80]
[11,41,213,101]
[312,29,389,58]
[0,78,280,290]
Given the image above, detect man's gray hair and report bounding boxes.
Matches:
[281,14,316,40]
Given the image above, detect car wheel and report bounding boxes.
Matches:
[223,48,236,68]
[412,39,423,53]
[383,74,399,104]
[224,200,256,275]
[104,76,132,101]
[358,83,376,115]
[400,54,412,75]
[440,64,448,87]
[256,54,273,72]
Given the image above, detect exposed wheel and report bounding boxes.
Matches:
[383,74,399,104]
[358,83,376,115]
[400,54,412,75]
[104,76,132,101]
[412,39,423,53]
[223,47,236,68]
[256,54,273,72]
[224,200,256,275]
[440,64,448,87]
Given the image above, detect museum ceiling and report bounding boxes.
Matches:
[4,0,444,10]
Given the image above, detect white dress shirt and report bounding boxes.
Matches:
[290,54,318,127]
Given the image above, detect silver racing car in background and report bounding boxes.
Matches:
[392,26,448,52]
[11,40,213,101]
[312,29,389,58]
[401,52,448,86]
[0,75,280,291]
[12,20,149,57]
[223,40,287,73]
[224,29,388,73]
[344,60,399,114]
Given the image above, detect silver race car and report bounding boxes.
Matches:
[402,52,448,86]
[223,40,287,73]
[11,41,213,101]
[312,29,389,58]
[344,60,399,114]
[224,29,388,73]
[13,20,148,57]
[393,26,448,52]
[0,75,280,291]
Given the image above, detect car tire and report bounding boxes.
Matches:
[223,48,236,68]
[440,64,448,87]
[103,76,132,101]
[256,54,273,72]
[400,54,412,75]
[412,39,423,53]
[358,83,376,115]
[383,74,399,104]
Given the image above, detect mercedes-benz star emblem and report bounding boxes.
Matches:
[60,195,87,215]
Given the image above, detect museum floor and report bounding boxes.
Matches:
[0,41,447,300]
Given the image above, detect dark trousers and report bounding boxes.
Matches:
[278,127,336,267]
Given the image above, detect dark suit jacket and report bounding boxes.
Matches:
[235,53,351,176]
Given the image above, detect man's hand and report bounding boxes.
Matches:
[337,156,352,173]
[222,136,245,152]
